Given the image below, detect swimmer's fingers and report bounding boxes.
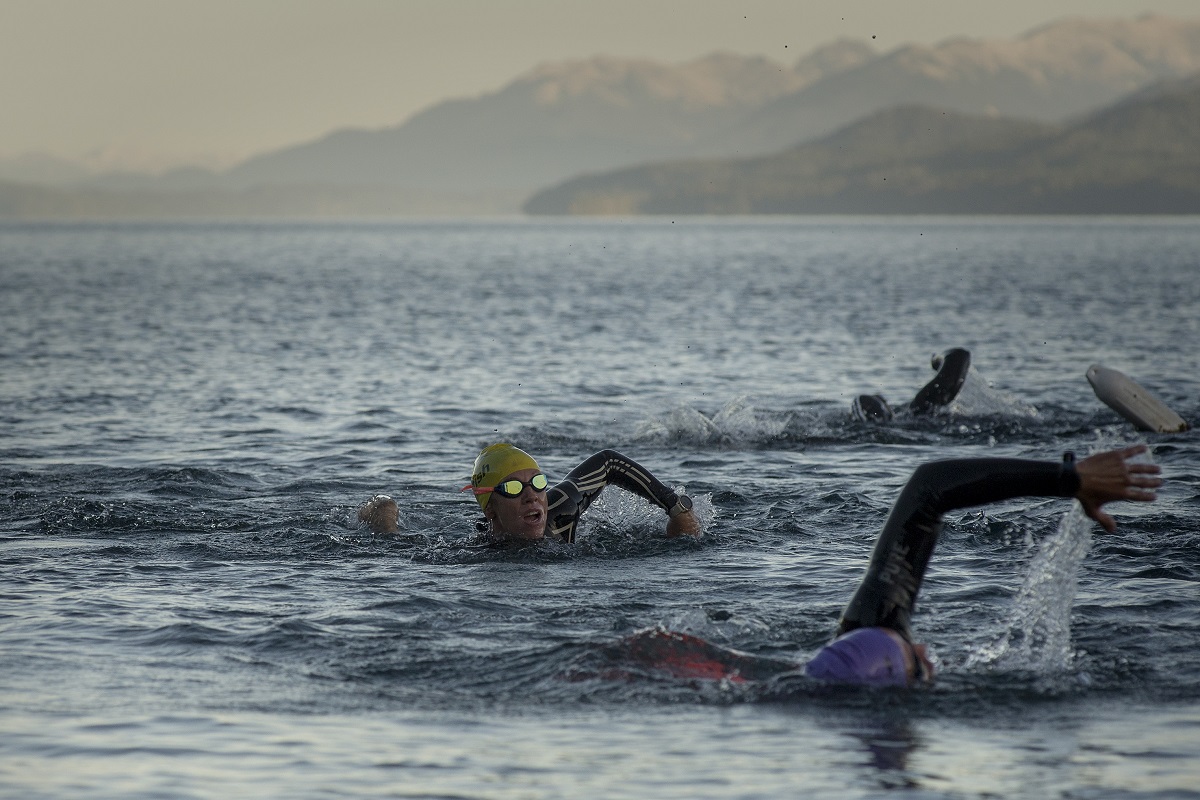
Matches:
[1075,446,1163,533]
[1124,468,1164,499]
[1080,501,1118,534]
[1078,484,1160,533]
[1113,462,1165,501]
[1112,443,1152,461]
[1077,448,1162,495]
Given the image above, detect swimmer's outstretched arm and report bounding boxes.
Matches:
[547,449,700,542]
[838,444,1161,639]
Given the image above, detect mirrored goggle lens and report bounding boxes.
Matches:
[493,473,548,497]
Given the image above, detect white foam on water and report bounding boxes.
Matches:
[634,396,788,445]
[950,367,1040,418]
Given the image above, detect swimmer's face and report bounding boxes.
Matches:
[910,643,935,684]
[882,628,936,685]
[484,468,548,541]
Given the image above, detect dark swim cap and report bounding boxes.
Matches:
[804,627,910,687]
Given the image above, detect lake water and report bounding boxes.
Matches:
[1,217,1198,798]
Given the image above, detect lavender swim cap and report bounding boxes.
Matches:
[805,627,911,687]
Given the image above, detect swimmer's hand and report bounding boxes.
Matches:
[358,495,400,534]
[1075,444,1162,533]
[666,510,701,538]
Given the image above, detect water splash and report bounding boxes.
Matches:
[634,396,789,445]
[965,443,1156,677]
[634,404,720,442]
[576,487,714,544]
[965,505,1092,675]
[951,367,1040,418]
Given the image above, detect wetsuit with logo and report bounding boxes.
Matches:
[544,449,683,543]
[836,456,1081,642]
[606,456,1081,684]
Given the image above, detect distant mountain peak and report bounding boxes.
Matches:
[876,14,1200,79]
[790,38,878,83]
[512,51,810,109]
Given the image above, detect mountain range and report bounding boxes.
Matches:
[3,14,1199,217]
[524,72,1200,215]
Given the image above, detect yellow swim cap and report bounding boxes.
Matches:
[468,443,541,509]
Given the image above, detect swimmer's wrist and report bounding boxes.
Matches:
[1059,451,1081,497]
[668,494,693,518]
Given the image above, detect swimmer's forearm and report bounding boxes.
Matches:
[561,449,679,510]
[896,457,1078,519]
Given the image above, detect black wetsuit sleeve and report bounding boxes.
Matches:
[545,450,681,543]
[837,457,1081,640]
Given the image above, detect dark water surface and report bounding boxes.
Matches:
[2,218,1198,798]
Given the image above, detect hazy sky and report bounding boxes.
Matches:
[4,0,1198,171]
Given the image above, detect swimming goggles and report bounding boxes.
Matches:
[462,473,549,498]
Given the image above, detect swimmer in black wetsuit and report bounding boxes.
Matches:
[616,444,1161,687]
[852,347,972,423]
[462,443,700,543]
